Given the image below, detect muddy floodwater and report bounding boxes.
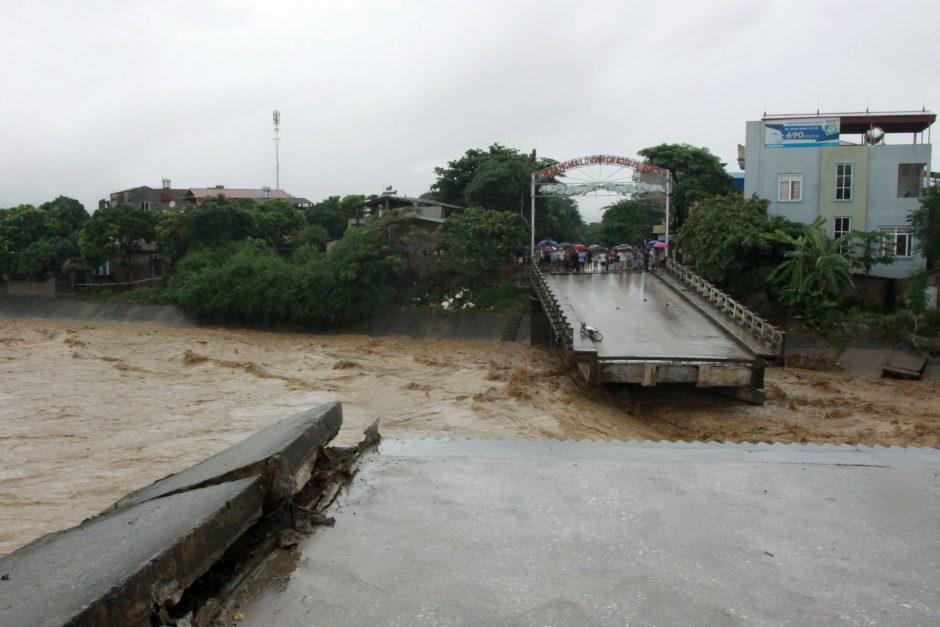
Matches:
[1,316,939,556]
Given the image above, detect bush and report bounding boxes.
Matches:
[170,241,304,325]
[472,281,530,312]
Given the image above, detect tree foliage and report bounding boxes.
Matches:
[538,196,585,243]
[305,195,359,240]
[169,212,407,328]
[675,194,775,285]
[438,208,527,277]
[432,144,533,207]
[156,196,309,259]
[463,154,532,213]
[431,144,587,244]
[598,199,663,246]
[0,197,88,278]
[79,203,157,280]
[253,199,305,248]
[638,143,735,228]
[844,230,895,279]
[763,217,854,326]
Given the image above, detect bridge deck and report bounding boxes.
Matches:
[544,272,753,363]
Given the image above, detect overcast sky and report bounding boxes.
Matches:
[2,0,938,223]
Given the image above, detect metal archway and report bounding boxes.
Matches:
[530,155,672,255]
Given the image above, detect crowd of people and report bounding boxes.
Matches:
[538,244,667,274]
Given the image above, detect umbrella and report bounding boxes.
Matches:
[612,244,633,251]
[557,242,574,249]
[647,240,661,247]
[587,244,607,251]
[536,239,553,248]
[651,241,667,249]
[570,244,587,252]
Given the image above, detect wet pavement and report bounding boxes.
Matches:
[545,271,754,362]
[229,438,940,626]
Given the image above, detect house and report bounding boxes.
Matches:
[183,186,312,208]
[355,189,467,273]
[354,188,465,226]
[100,182,313,211]
[742,110,935,279]
[89,182,312,285]
[99,178,189,212]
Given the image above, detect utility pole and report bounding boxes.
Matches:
[273,110,281,190]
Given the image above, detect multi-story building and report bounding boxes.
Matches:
[743,110,935,279]
[99,178,189,212]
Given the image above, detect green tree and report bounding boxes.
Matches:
[252,199,305,248]
[431,144,532,207]
[599,199,663,246]
[764,216,854,326]
[79,203,157,280]
[15,237,76,278]
[0,200,87,278]
[844,230,895,280]
[39,196,89,237]
[463,154,533,213]
[909,186,940,268]
[305,196,349,240]
[292,224,330,253]
[675,194,773,285]
[438,208,527,278]
[339,194,366,221]
[638,143,735,228]
[171,240,304,325]
[538,196,585,243]
[303,217,407,325]
[157,195,257,258]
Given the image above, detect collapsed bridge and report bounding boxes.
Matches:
[529,260,785,403]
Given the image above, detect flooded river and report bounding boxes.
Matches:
[1,317,938,556]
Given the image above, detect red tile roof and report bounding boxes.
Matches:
[187,188,293,200]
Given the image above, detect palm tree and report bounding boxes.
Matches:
[763,216,853,326]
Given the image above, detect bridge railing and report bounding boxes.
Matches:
[665,259,785,353]
[528,263,573,347]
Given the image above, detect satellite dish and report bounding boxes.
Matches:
[168,201,176,208]
[865,127,885,145]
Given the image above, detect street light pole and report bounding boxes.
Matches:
[665,174,672,258]
[530,173,536,259]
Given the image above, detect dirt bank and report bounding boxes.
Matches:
[1,317,938,556]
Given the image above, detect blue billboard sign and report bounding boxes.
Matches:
[764,118,840,148]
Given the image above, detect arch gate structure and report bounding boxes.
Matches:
[529,154,672,256]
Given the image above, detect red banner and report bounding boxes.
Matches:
[534,155,667,179]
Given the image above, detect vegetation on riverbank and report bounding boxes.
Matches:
[3,144,937,335]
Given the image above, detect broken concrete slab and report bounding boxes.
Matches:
[0,477,262,627]
[883,346,928,380]
[112,401,342,512]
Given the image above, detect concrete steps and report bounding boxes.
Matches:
[500,314,523,341]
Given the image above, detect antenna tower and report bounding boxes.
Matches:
[273,110,281,190]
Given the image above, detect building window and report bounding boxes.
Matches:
[835,163,853,201]
[834,216,851,253]
[833,217,851,239]
[897,164,925,198]
[880,227,913,258]
[94,261,111,277]
[140,201,151,211]
[778,173,802,202]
